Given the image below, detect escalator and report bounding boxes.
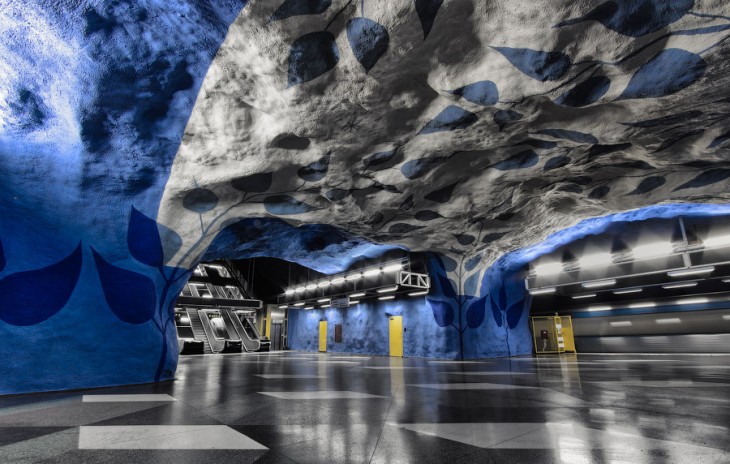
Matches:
[175,311,205,355]
[239,312,271,352]
[198,309,243,353]
[221,309,260,352]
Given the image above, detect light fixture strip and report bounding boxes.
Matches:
[582,279,616,289]
[572,293,596,299]
[376,285,399,293]
[667,266,715,277]
[378,295,395,301]
[661,282,698,290]
[528,287,556,295]
[612,288,642,295]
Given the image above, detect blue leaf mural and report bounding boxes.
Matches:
[492,150,539,171]
[92,249,156,325]
[270,0,332,21]
[674,169,730,191]
[0,244,82,326]
[363,148,398,168]
[399,195,414,211]
[418,105,477,135]
[622,110,703,128]
[298,152,330,181]
[455,234,475,246]
[544,155,571,171]
[554,0,693,37]
[428,299,454,327]
[708,131,730,149]
[288,31,340,86]
[463,271,479,295]
[0,238,5,273]
[490,294,502,327]
[554,76,610,107]
[264,195,319,215]
[449,80,499,106]
[388,223,426,233]
[627,176,666,195]
[618,49,706,100]
[325,188,349,202]
[436,272,457,299]
[587,142,632,158]
[494,47,571,81]
[518,139,557,149]
[494,109,523,130]
[415,210,442,221]
[464,254,482,272]
[466,295,487,328]
[182,188,218,213]
[506,301,524,329]
[401,156,447,179]
[536,129,599,144]
[231,172,273,192]
[415,0,444,39]
[128,207,164,267]
[346,17,389,73]
[424,181,459,203]
[589,185,611,198]
[652,129,703,153]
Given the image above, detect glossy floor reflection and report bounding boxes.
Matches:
[1,352,729,463]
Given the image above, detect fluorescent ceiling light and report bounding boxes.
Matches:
[331,277,345,284]
[667,266,714,277]
[363,268,381,277]
[317,281,330,288]
[293,302,305,307]
[409,290,429,296]
[609,321,632,327]
[534,262,563,277]
[305,284,317,290]
[377,285,399,293]
[703,234,730,248]
[587,305,611,312]
[677,297,708,305]
[662,281,697,290]
[582,279,616,289]
[285,289,295,295]
[295,286,305,293]
[722,315,730,320]
[350,292,366,298]
[528,287,555,295]
[656,318,681,324]
[345,273,362,281]
[378,295,395,301]
[278,305,287,309]
[349,300,360,305]
[629,302,655,308]
[189,282,206,287]
[202,294,213,298]
[722,279,730,283]
[579,252,613,269]
[572,293,596,299]
[317,298,331,303]
[320,304,330,308]
[304,306,314,310]
[383,263,403,273]
[632,242,674,260]
[613,288,642,295]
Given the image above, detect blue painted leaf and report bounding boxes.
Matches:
[554,0,693,37]
[619,49,706,100]
[93,249,155,325]
[464,272,479,295]
[482,232,507,243]
[415,0,444,39]
[622,110,703,128]
[587,143,632,159]
[492,150,539,171]
[627,176,666,195]
[554,76,610,107]
[270,0,331,21]
[370,181,402,193]
[536,129,598,144]
[494,47,571,81]
[494,109,522,130]
[455,234,475,246]
[0,244,82,326]
[653,129,703,153]
[428,298,454,327]
[544,155,571,171]
[389,223,426,234]
[708,131,730,149]
[440,255,458,272]
[298,153,330,181]
[325,188,349,202]
[466,295,487,328]
[182,188,218,213]
[231,172,273,192]
[418,106,477,135]
[490,295,502,327]
[498,285,507,310]
[415,210,442,221]
[506,301,524,329]
[288,31,339,86]
[437,272,457,299]
[399,195,414,211]
[465,254,481,272]
[264,195,319,215]
[674,169,730,191]
[424,181,459,203]
[518,139,557,149]
[616,160,654,170]
[589,185,610,199]
[0,237,5,272]
[449,81,498,106]
[363,148,398,168]
[157,223,183,262]
[128,207,164,267]
[346,17,389,73]
[401,156,447,179]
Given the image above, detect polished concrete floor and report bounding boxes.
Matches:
[1,352,729,463]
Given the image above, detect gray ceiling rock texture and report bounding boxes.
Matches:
[160,0,730,272]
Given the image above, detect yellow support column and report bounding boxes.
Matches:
[319,321,327,352]
[389,316,403,357]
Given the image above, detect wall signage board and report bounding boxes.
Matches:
[331,297,350,308]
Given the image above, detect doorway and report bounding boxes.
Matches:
[389,316,403,357]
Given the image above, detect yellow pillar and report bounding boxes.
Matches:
[389,316,403,357]
[319,321,327,352]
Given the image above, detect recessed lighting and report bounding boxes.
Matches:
[377,285,398,293]
[534,262,563,276]
[202,294,213,298]
[677,297,708,305]
[613,288,642,295]
[722,315,730,320]
[528,287,556,295]
[305,284,317,290]
[629,302,656,309]
[349,300,360,305]
[285,289,295,295]
[579,253,613,269]
[587,305,611,312]
[703,235,730,248]
[345,273,362,281]
[317,298,331,303]
[656,318,681,324]
[331,277,345,284]
[722,279,730,283]
[278,305,287,309]
[379,295,395,301]
[383,263,404,273]
[363,268,381,277]
[582,279,616,289]
[293,302,305,307]
[667,266,715,277]
[304,306,314,310]
[409,290,429,296]
[572,293,596,299]
[609,321,632,327]
[662,282,698,290]
[632,242,674,260]
[295,286,305,293]
[320,304,330,308]
[350,292,366,298]
[317,281,330,288]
